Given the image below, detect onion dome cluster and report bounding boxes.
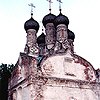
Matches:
[42,13,56,27]
[24,17,39,33]
[42,12,75,41]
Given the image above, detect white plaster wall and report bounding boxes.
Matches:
[43,85,99,100]
[41,55,96,81]
[22,86,30,100]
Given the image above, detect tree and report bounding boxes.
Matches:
[0,64,14,100]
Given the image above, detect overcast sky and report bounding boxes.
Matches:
[0,0,100,69]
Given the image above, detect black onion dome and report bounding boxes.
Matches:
[24,17,39,33]
[68,29,75,41]
[37,33,45,45]
[54,13,69,27]
[42,13,56,27]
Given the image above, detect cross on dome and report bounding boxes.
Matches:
[57,0,62,13]
[28,3,36,17]
[47,0,53,13]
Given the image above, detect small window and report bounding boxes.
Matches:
[69,97,77,100]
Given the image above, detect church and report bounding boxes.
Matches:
[8,0,100,100]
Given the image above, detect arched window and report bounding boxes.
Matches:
[12,90,17,100]
[17,87,22,100]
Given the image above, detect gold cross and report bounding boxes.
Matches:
[47,0,53,13]
[57,0,63,13]
[28,3,35,17]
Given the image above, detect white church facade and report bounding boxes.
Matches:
[8,1,100,100]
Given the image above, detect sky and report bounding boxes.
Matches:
[0,0,100,69]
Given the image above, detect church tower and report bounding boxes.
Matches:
[8,1,100,100]
[42,0,56,55]
[24,3,39,57]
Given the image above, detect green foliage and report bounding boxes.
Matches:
[0,63,14,79]
[0,63,14,100]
